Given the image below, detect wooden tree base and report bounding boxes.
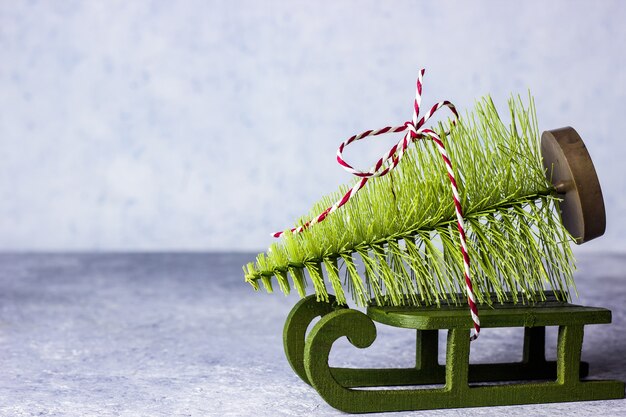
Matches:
[284,295,625,413]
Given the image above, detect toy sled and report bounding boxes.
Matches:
[281,127,624,413]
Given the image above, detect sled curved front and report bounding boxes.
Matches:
[283,294,345,385]
[304,307,472,413]
[285,295,625,413]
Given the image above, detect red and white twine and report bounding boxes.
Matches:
[273,69,480,341]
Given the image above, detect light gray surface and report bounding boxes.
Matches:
[0,252,624,416]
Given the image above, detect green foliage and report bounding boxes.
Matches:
[243,95,575,307]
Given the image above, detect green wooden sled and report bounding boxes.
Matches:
[284,294,624,412]
[281,127,625,412]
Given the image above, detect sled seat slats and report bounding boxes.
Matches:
[367,302,612,330]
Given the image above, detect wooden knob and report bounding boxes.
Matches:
[541,127,606,244]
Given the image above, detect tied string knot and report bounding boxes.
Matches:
[272,69,480,341]
[405,120,419,139]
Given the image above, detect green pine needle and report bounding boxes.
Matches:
[243,94,575,307]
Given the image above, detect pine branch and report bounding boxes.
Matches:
[243,94,575,307]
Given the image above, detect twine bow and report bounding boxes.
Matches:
[273,69,480,340]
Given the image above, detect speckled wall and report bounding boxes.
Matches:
[1,1,624,251]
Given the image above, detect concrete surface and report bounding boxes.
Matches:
[0,252,624,416]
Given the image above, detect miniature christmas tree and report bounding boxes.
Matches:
[240,71,623,412]
[242,94,574,308]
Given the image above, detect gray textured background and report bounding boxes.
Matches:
[0,252,624,416]
[1,0,625,251]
